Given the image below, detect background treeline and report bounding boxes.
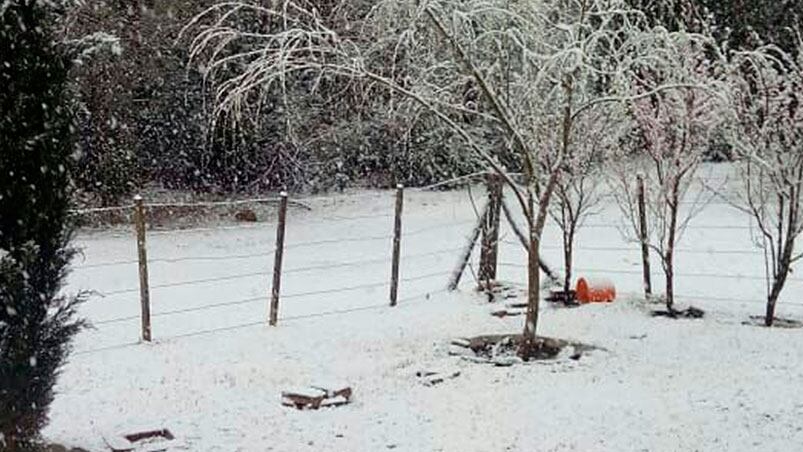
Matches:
[62,0,801,205]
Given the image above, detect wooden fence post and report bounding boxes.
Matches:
[133,195,151,342]
[636,174,652,299]
[479,173,503,285]
[389,184,404,307]
[269,192,288,326]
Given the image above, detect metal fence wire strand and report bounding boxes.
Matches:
[74,289,449,356]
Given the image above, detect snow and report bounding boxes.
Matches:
[47,170,803,451]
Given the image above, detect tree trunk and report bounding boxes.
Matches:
[479,174,503,286]
[766,285,780,327]
[523,192,540,343]
[766,257,792,326]
[665,255,675,312]
[563,227,575,296]
[637,174,652,299]
[665,183,680,312]
[522,70,571,350]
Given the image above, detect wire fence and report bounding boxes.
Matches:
[68,174,797,356]
[497,220,803,311]
[73,288,451,357]
[501,240,764,257]
[70,189,474,355]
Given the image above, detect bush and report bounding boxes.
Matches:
[1,1,85,448]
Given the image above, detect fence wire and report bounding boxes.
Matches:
[74,288,450,357]
[76,206,470,350]
[70,179,795,356]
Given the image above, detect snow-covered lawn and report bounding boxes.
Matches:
[47,174,803,451]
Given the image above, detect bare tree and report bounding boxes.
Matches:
[183,0,713,351]
[727,42,803,326]
[611,33,725,313]
[548,104,628,298]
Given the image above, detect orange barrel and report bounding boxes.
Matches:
[575,277,616,304]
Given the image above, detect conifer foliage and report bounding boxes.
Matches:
[0,1,85,449]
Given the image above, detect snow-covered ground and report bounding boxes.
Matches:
[47,168,803,451]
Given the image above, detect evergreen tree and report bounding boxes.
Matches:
[0,1,85,449]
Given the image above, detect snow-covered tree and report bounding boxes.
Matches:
[727,42,803,326]
[548,104,628,298]
[184,0,714,352]
[612,32,726,312]
[0,1,86,448]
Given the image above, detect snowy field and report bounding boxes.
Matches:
[47,166,803,451]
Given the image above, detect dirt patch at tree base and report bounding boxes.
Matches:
[651,306,705,319]
[743,316,803,329]
[476,281,524,303]
[545,289,580,306]
[450,334,600,365]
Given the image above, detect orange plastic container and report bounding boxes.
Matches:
[575,277,616,304]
